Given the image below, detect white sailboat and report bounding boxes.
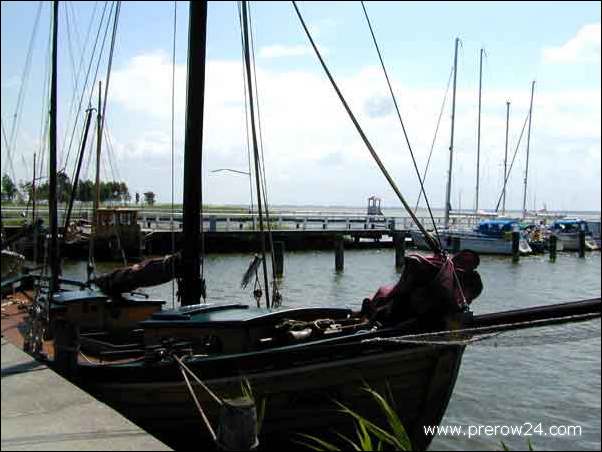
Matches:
[412,39,532,256]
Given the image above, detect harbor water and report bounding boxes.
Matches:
[63,249,601,451]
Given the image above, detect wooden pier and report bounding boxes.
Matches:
[1,337,171,451]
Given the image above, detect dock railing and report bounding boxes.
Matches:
[0,206,504,233]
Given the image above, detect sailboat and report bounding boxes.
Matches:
[2,3,598,451]
[0,3,480,449]
[411,40,532,256]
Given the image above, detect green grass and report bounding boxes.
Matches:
[295,384,412,451]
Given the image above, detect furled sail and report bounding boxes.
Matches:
[93,253,181,296]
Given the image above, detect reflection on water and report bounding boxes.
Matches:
[62,250,601,451]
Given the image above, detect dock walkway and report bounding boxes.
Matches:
[1,338,171,451]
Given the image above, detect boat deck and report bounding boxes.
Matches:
[1,293,171,451]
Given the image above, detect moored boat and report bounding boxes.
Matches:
[550,219,599,251]
[410,219,532,256]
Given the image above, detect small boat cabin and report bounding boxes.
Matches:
[474,219,519,237]
[367,196,383,216]
[550,219,589,234]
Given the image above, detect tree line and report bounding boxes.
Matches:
[1,173,155,205]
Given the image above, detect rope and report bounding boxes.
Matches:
[170,0,177,309]
[4,1,43,184]
[292,1,440,254]
[60,1,112,173]
[415,65,454,212]
[494,109,530,212]
[364,312,601,347]
[247,2,281,303]
[360,1,441,246]
[177,364,218,442]
[236,2,256,226]
[241,1,272,308]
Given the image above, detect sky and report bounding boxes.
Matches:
[1,1,600,212]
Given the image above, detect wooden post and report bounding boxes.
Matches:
[273,241,284,277]
[512,231,520,262]
[53,319,79,379]
[394,231,405,269]
[549,234,557,261]
[578,230,586,258]
[335,235,344,271]
[452,236,461,254]
[217,398,258,450]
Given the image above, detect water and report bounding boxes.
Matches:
[62,250,601,451]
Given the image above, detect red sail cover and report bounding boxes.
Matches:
[93,254,180,296]
[361,250,482,326]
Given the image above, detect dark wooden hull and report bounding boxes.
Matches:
[77,338,465,450]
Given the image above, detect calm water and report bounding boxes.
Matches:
[63,249,601,451]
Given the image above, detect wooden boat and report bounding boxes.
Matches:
[0,3,479,450]
[6,3,599,451]
[63,207,145,260]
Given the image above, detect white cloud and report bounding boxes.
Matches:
[90,52,602,211]
[258,44,313,58]
[542,22,601,64]
[258,43,329,59]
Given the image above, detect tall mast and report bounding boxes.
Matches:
[181,1,207,306]
[241,0,270,308]
[89,81,102,276]
[32,152,38,263]
[49,0,60,293]
[522,80,535,219]
[444,37,459,230]
[502,101,510,215]
[475,48,483,212]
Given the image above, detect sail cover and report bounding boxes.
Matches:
[93,254,181,296]
[361,250,483,327]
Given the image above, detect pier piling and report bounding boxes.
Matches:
[578,230,586,258]
[394,231,405,269]
[452,236,461,254]
[335,235,344,271]
[274,241,285,277]
[512,231,520,263]
[549,234,557,261]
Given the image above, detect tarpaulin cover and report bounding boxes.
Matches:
[93,253,180,296]
[361,250,482,326]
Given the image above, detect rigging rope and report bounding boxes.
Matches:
[240,1,272,308]
[170,0,177,308]
[292,1,440,254]
[360,2,441,246]
[364,313,600,348]
[4,1,43,184]
[61,1,98,175]
[235,2,256,225]
[494,108,530,212]
[415,65,454,212]
[247,2,281,304]
[61,0,112,173]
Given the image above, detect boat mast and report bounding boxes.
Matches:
[522,80,535,219]
[181,1,207,306]
[241,0,271,308]
[475,48,483,213]
[502,100,510,215]
[49,0,60,294]
[89,81,102,279]
[444,37,459,230]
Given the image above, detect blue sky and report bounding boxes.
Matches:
[1,1,600,212]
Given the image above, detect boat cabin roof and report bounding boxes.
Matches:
[140,303,352,328]
[475,219,518,235]
[552,219,586,226]
[51,289,165,306]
